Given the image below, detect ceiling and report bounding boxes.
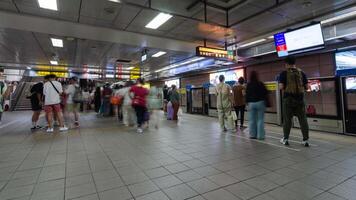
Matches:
[0,0,356,74]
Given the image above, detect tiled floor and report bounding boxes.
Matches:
[1,111,356,200]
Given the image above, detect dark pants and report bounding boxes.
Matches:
[172,102,179,120]
[234,105,245,126]
[283,97,309,141]
[134,106,146,128]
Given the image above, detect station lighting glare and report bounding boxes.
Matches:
[321,10,356,24]
[126,67,135,70]
[145,13,173,29]
[38,0,58,11]
[267,35,274,39]
[51,38,63,48]
[239,39,267,48]
[108,0,121,2]
[26,67,31,70]
[152,51,167,57]
[50,60,58,65]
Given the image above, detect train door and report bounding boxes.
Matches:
[342,76,356,134]
[191,87,204,114]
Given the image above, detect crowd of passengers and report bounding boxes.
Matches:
[0,56,309,146]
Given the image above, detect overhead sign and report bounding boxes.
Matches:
[196,46,234,60]
[265,82,277,91]
[31,71,68,78]
[130,66,140,80]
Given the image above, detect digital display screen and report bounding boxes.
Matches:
[209,69,244,85]
[274,23,324,57]
[346,77,356,90]
[165,79,180,88]
[336,51,356,71]
[307,80,321,92]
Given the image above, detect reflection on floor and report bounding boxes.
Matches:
[0,111,356,200]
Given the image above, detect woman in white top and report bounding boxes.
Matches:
[115,81,136,126]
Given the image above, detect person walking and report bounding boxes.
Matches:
[94,87,101,113]
[116,81,136,126]
[232,77,246,128]
[279,56,310,147]
[169,85,180,121]
[215,75,234,132]
[29,81,44,130]
[163,85,169,113]
[148,86,163,128]
[246,71,268,140]
[43,74,68,133]
[0,79,7,124]
[65,77,81,128]
[101,83,113,116]
[130,78,149,133]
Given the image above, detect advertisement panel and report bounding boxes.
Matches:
[209,69,244,85]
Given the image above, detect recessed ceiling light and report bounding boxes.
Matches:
[145,13,173,29]
[50,60,58,65]
[108,0,121,2]
[152,51,167,57]
[38,0,58,11]
[51,38,63,48]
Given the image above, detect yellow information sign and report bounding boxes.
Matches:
[265,82,277,91]
[130,66,140,80]
[178,88,186,94]
[36,71,68,78]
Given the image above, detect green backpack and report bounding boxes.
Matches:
[285,68,305,94]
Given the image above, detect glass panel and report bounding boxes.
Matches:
[304,79,337,116]
[192,89,203,108]
[266,91,277,113]
[210,94,217,109]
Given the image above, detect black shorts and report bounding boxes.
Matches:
[31,98,42,111]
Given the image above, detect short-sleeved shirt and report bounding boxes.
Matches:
[65,84,79,104]
[43,81,63,105]
[130,85,149,107]
[169,90,180,104]
[30,82,43,105]
[232,84,245,106]
[278,69,308,100]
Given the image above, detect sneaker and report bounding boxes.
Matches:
[46,128,54,133]
[74,122,80,128]
[280,138,289,146]
[137,128,143,134]
[36,125,42,129]
[302,140,310,147]
[31,126,37,130]
[59,126,69,132]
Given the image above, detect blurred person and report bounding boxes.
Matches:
[148,86,163,128]
[169,85,180,121]
[232,77,246,128]
[43,74,68,133]
[29,81,44,130]
[82,88,90,112]
[279,56,309,147]
[130,78,149,134]
[246,71,268,140]
[163,85,169,113]
[94,87,101,113]
[65,77,81,128]
[116,81,135,126]
[102,83,112,116]
[215,75,234,132]
[0,79,7,124]
[112,84,123,121]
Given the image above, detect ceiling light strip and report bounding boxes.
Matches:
[239,39,267,48]
[145,13,173,29]
[38,0,58,11]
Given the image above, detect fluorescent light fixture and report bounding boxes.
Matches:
[321,10,356,24]
[127,67,135,70]
[108,0,121,2]
[152,51,167,57]
[145,13,173,29]
[267,35,274,39]
[50,60,58,65]
[38,0,58,11]
[26,67,31,70]
[239,39,267,48]
[155,57,205,73]
[51,38,63,47]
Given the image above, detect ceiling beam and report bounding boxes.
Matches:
[0,11,198,53]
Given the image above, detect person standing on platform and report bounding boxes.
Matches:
[169,85,180,121]
[163,85,169,113]
[94,87,101,113]
[65,77,81,128]
[0,79,7,125]
[232,77,246,128]
[279,56,310,147]
[246,71,268,140]
[130,78,149,134]
[117,81,135,126]
[101,83,113,116]
[215,75,234,132]
[43,74,68,133]
[148,86,163,128]
[29,81,44,130]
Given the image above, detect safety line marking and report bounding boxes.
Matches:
[223,133,301,152]
[266,135,318,147]
[0,119,22,129]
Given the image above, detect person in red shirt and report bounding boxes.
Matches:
[130,78,149,133]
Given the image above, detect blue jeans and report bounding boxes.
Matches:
[248,101,266,139]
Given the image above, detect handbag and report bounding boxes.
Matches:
[110,95,123,105]
[231,111,238,121]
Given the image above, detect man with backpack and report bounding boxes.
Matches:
[279,56,310,147]
[65,77,82,128]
